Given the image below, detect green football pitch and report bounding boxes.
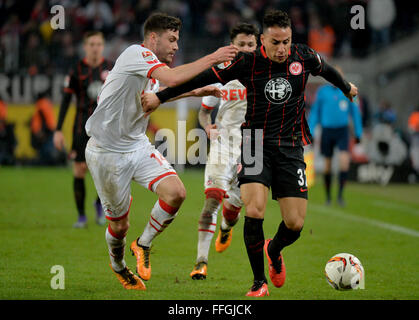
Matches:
[0,167,418,300]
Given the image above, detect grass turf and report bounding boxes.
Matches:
[0,167,418,300]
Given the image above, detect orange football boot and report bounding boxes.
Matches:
[245,281,269,297]
[130,240,151,281]
[215,228,233,253]
[264,239,286,288]
[110,265,146,290]
[190,261,208,280]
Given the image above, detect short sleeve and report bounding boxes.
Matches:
[211,52,249,84]
[201,83,223,110]
[118,45,166,79]
[306,47,324,76]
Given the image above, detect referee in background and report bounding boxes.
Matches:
[308,66,363,207]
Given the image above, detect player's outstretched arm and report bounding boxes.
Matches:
[319,63,358,102]
[142,68,221,116]
[150,45,238,87]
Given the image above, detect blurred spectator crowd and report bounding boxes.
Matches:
[1,0,418,76]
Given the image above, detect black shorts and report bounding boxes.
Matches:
[320,127,349,158]
[71,130,89,162]
[238,142,308,200]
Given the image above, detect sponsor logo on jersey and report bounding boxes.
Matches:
[217,61,232,69]
[221,88,247,101]
[289,62,302,75]
[264,77,292,104]
[142,51,158,64]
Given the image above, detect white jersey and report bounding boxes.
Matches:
[85,44,165,152]
[202,80,247,154]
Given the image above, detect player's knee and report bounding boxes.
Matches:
[285,217,304,232]
[245,204,264,219]
[164,185,186,207]
[109,220,129,237]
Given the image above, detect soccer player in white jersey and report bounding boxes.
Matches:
[190,23,259,280]
[85,13,238,290]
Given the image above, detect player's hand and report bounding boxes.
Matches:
[141,92,161,117]
[211,45,239,65]
[345,82,358,102]
[205,124,219,140]
[53,130,65,151]
[192,85,222,98]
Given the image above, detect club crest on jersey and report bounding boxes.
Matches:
[217,61,232,69]
[289,62,302,75]
[142,51,158,64]
[264,77,292,104]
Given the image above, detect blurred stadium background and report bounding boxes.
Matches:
[0,0,419,186]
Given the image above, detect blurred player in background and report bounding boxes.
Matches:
[190,22,259,280]
[308,66,363,207]
[141,9,358,297]
[53,31,113,228]
[85,13,237,290]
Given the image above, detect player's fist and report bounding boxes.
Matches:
[53,130,65,151]
[141,92,161,117]
[345,82,358,102]
[205,124,219,140]
[192,85,222,98]
[211,45,238,65]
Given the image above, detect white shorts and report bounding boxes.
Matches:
[85,138,177,221]
[204,138,243,208]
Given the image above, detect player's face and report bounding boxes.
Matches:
[83,35,104,60]
[261,26,292,64]
[154,29,179,64]
[231,33,257,53]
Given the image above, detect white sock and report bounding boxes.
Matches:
[106,225,126,272]
[138,199,179,248]
[196,197,221,263]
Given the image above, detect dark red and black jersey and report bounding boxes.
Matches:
[211,43,324,147]
[63,58,114,135]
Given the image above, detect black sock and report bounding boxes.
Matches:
[73,177,86,217]
[268,221,302,261]
[338,171,348,199]
[243,216,266,283]
[324,173,332,200]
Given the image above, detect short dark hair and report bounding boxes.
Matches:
[83,31,104,43]
[144,12,182,37]
[230,23,259,41]
[263,9,291,31]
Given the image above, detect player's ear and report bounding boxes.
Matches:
[260,34,265,45]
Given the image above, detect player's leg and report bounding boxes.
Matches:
[130,145,184,280]
[215,183,242,253]
[85,140,145,290]
[337,127,350,206]
[137,174,185,248]
[241,182,269,296]
[320,128,334,205]
[72,161,88,228]
[265,147,307,288]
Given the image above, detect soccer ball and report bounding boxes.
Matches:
[324,253,365,290]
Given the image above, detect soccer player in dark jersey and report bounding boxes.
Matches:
[53,31,114,228]
[141,9,358,297]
